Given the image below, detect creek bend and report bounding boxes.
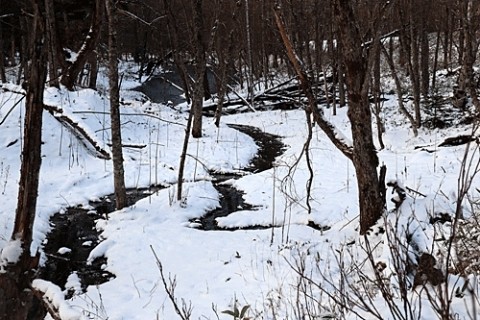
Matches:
[42,72,291,291]
[193,124,286,230]
[41,121,286,291]
[40,186,164,293]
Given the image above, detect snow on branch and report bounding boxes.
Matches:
[43,104,111,160]
[32,279,83,320]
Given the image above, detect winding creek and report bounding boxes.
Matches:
[41,119,286,290]
[194,124,286,230]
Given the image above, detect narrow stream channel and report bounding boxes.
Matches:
[194,124,286,230]
[40,186,164,293]
[41,68,297,292]
[41,122,286,291]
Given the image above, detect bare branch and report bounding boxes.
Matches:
[118,8,166,26]
[150,245,192,320]
[273,7,353,160]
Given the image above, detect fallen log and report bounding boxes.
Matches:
[43,104,111,160]
[438,134,475,147]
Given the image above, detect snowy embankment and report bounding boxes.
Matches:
[1,77,479,319]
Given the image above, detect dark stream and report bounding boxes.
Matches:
[41,77,290,292]
[194,124,286,230]
[41,124,286,292]
[40,186,164,293]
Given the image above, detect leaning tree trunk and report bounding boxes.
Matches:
[60,0,102,90]
[106,0,127,209]
[0,0,47,318]
[275,2,385,234]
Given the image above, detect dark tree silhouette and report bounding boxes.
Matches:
[0,1,47,318]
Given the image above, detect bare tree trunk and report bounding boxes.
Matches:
[443,7,450,69]
[409,13,422,128]
[460,0,480,110]
[420,22,430,96]
[0,2,6,83]
[44,0,60,87]
[17,17,28,85]
[274,8,353,160]
[162,0,192,105]
[214,5,239,127]
[0,1,47,318]
[177,107,194,201]
[338,58,346,107]
[372,38,385,149]
[314,0,324,82]
[191,0,207,138]
[214,49,228,127]
[106,0,127,209]
[327,24,336,114]
[381,42,418,136]
[245,0,254,104]
[457,0,466,68]
[8,31,15,66]
[333,0,385,234]
[60,0,103,90]
[276,1,386,234]
[431,30,441,93]
[88,52,99,89]
[260,0,269,88]
[419,1,432,97]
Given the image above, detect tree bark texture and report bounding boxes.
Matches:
[0,0,47,318]
[12,1,46,254]
[106,0,127,209]
[333,0,384,235]
[458,0,480,110]
[88,52,99,89]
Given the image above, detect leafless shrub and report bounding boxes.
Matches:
[279,195,480,320]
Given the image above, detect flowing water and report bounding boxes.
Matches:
[40,187,164,292]
[42,78,289,291]
[194,124,286,230]
[41,124,285,291]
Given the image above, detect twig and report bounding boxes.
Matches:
[405,186,427,198]
[31,287,63,320]
[118,8,166,26]
[72,110,186,127]
[186,153,209,172]
[225,83,257,112]
[150,245,192,320]
[0,95,25,126]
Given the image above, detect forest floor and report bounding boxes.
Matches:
[0,64,479,319]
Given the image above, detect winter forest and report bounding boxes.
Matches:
[1,0,480,319]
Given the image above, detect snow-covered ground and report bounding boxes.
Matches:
[1,68,479,319]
